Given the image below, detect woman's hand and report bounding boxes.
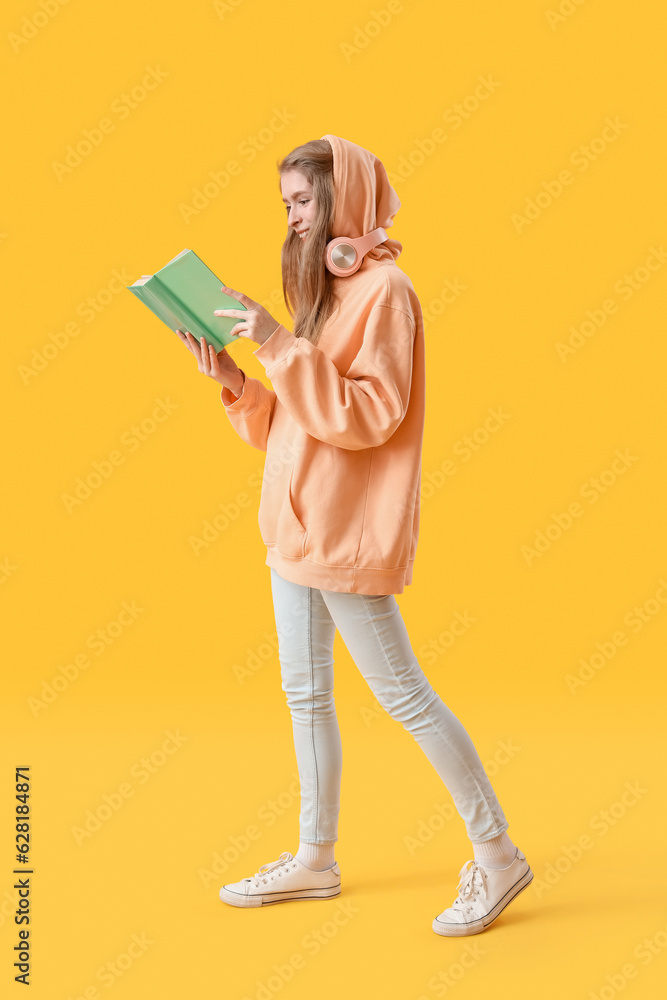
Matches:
[174,328,245,396]
[213,285,281,347]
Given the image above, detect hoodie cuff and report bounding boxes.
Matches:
[253,324,297,372]
[220,369,259,414]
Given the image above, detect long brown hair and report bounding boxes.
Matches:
[277,139,339,346]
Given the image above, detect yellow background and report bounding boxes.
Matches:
[2,0,666,997]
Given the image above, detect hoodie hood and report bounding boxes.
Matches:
[319,134,402,265]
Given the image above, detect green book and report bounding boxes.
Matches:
[127,248,246,351]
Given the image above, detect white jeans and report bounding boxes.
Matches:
[269,568,509,845]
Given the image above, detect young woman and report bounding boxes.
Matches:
[176,134,532,936]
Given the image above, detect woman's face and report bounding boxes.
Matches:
[281,169,317,241]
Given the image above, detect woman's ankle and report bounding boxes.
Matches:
[295,841,336,871]
[471,830,517,869]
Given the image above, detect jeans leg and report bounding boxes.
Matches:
[319,587,508,843]
[269,568,341,845]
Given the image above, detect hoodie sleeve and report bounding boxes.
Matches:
[252,303,415,451]
[220,368,277,453]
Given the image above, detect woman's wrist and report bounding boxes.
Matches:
[226,371,245,396]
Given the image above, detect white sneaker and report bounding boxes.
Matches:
[219,851,341,908]
[432,849,533,936]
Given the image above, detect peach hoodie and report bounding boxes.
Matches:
[220,134,425,594]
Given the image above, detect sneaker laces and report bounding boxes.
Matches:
[249,851,294,887]
[450,860,488,915]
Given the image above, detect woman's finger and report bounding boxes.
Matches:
[200,336,211,373]
[176,329,191,352]
[220,285,255,308]
[184,330,201,361]
[213,308,248,319]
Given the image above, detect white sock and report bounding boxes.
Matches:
[471,830,517,869]
[294,841,336,871]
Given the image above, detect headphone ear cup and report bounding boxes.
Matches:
[326,238,361,276]
[324,227,389,277]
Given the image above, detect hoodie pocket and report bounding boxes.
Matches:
[275,466,308,559]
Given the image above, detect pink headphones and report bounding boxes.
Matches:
[325,226,389,276]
